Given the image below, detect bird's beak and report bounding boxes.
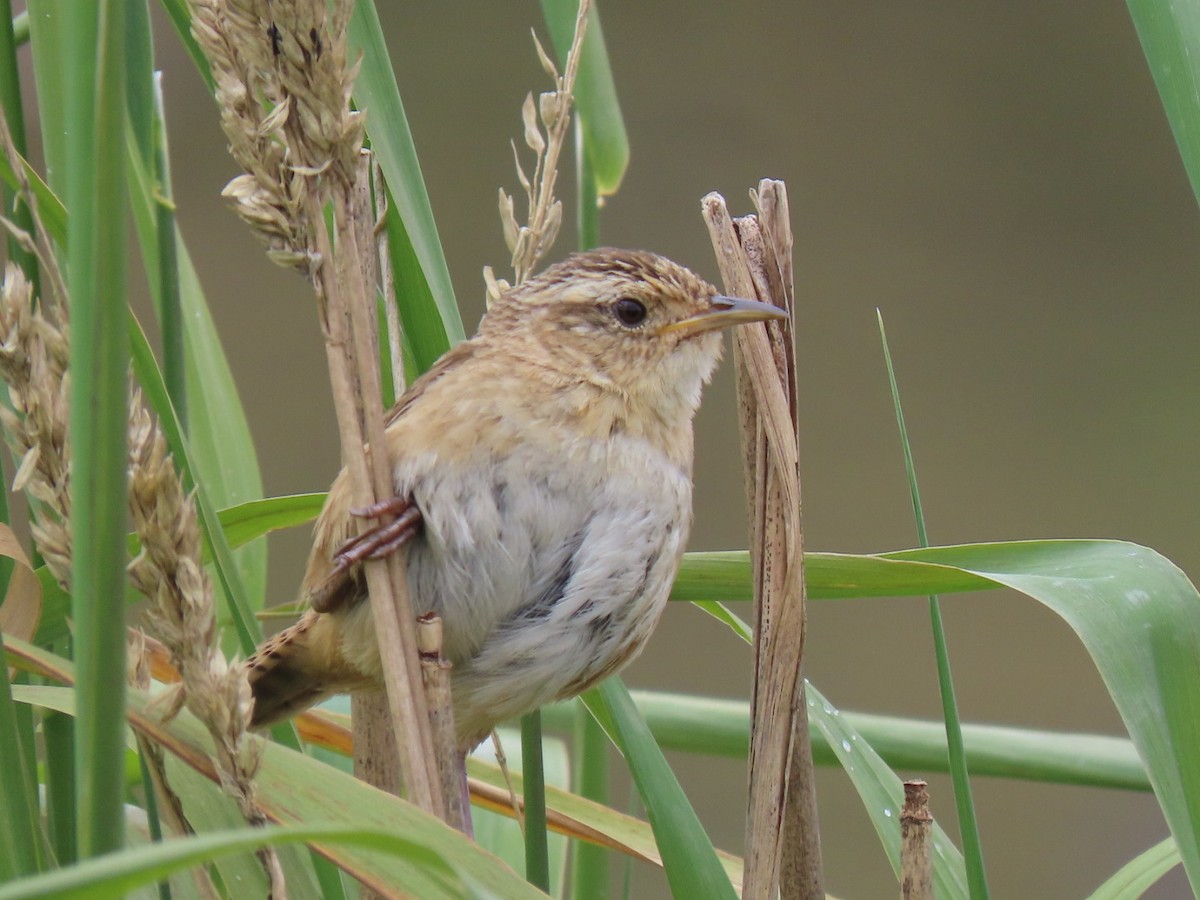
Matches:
[658,295,789,337]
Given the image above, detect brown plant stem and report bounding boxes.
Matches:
[310,183,443,818]
[702,181,823,900]
[901,780,934,900]
[418,614,466,833]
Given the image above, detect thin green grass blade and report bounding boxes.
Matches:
[43,707,76,864]
[381,181,457,375]
[540,0,630,195]
[519,711,550,892]
[585,677,738,900]
[0,0,39,287]
[571,705,610,900]
[25,0,68,195]
[348,0,464,349]
[10,11,26,47]
[150,77,186,426]
[569,112,609,900]
[1127,0,1200,209]
[64,0,130,858]
[470,729,569,894]
[878,311,988,898]
[0,143,66,247]
[1087,836,1179,899]
[0,664,41,878]
[216,494,326,549]
[132,747,170,900]
[151,0,212,92]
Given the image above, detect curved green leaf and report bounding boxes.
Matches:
[539,0,630,195]
[882,541,1200,891]
[1128,0,1200,209]
[1087,835,1179,899]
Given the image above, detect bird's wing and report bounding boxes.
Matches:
[301,340,478,613]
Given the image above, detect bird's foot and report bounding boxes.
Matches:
[332,495,422,571]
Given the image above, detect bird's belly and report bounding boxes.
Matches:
[401,439,692,745]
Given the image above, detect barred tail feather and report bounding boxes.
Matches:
[245,610,372,728]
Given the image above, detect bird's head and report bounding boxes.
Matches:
[480,249,786,427]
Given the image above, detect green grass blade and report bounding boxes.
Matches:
[25,0,68,195]
[519,711,550,892]
[1087,836,1180,899]
[878,311,988,898]
[381,180,457,374]
[216,494,326,549]
[570,705,610,900]
[150,77,185,426]
[540,0,630,194]
[43,707,76,864]
[348,0,464,349]
[0,0,39,286]
[1127,0,1200,209]
[151,0,212,92]
[543,690,1151,791]
[569,114,610,900]
[0,142,67,246]
[585,677,738,900]
[64,0,130,858]
[0,665,41,878]
[672,548,1002,602]
[0,825,465,900]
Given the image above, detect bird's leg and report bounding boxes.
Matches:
[458,749,474,838]
[332,496,423,571]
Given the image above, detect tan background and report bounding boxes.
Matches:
[121,2,1200,896]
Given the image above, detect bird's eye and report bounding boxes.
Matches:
[613,297,648,327]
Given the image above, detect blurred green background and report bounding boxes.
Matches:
[90,2,1200,896]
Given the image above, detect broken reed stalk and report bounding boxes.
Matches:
[418,614,466,832]
[901,780,934,899]
[702,180,823,900]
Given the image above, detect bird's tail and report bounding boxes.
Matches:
[245,610,372,728]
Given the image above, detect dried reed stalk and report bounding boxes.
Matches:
[901,781,933,899]
[702,180,823,899]
[187,0,446,819]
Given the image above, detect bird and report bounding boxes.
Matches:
[245,248,786,753]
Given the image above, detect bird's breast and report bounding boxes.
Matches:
[362,427,690,737]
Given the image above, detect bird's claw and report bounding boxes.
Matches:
[332,496,422,571]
